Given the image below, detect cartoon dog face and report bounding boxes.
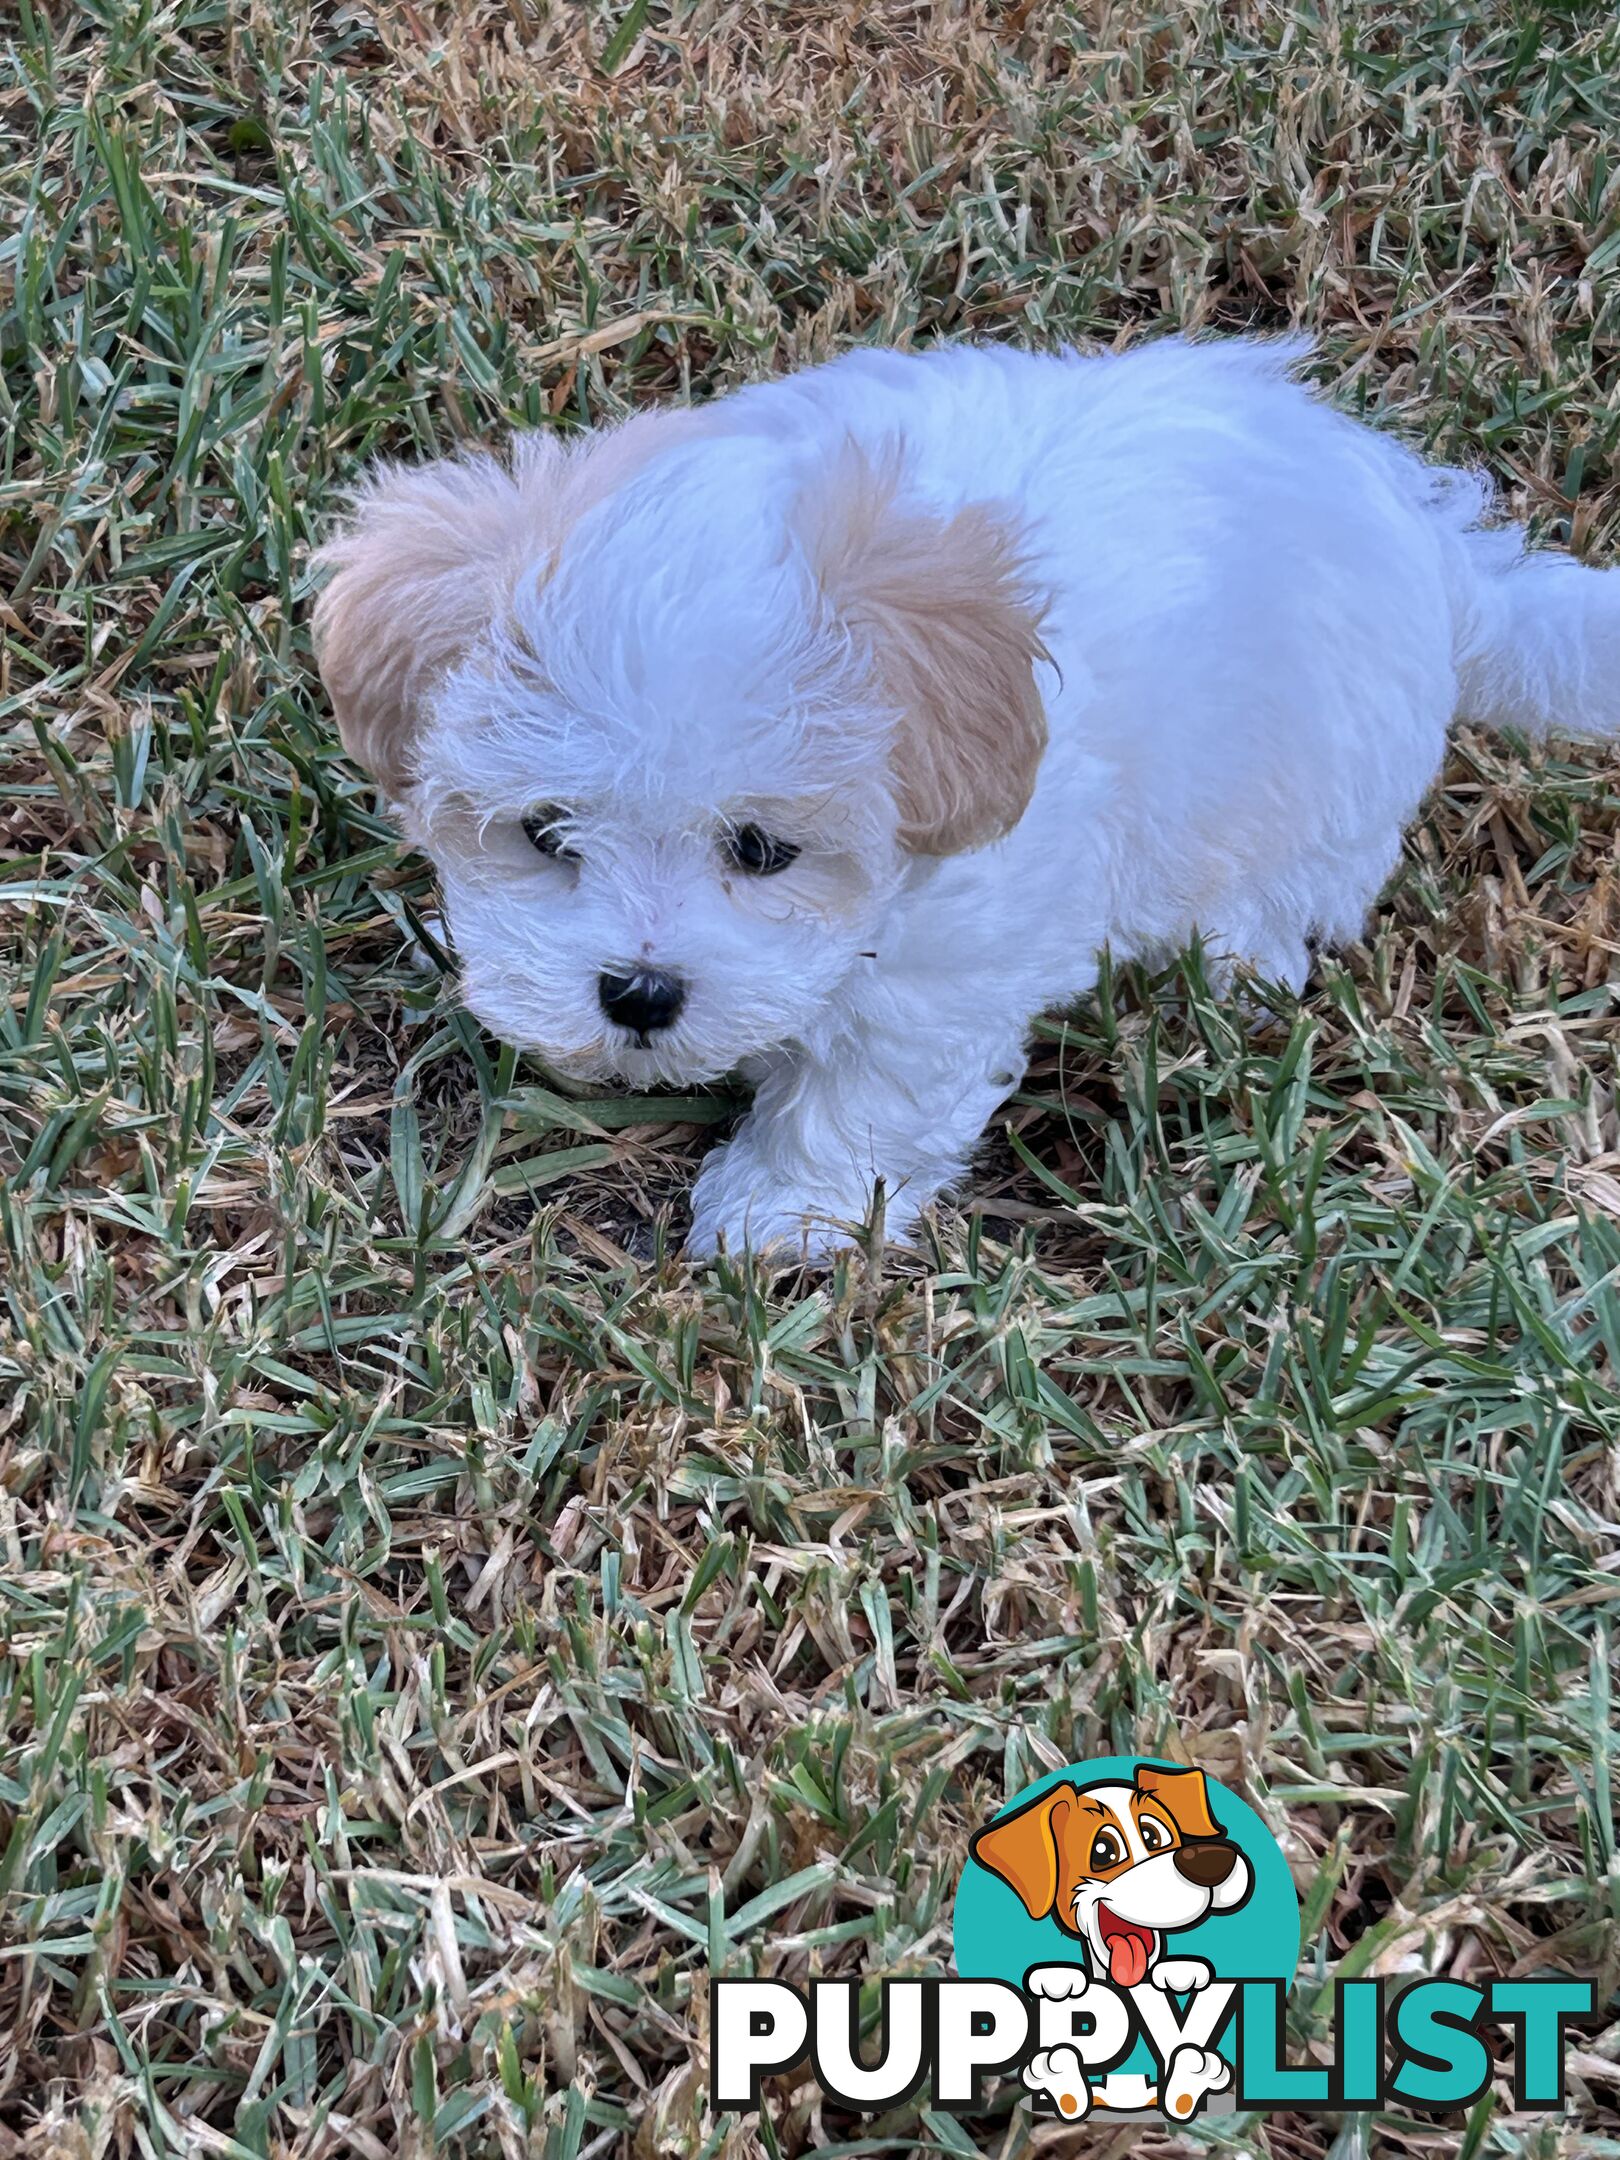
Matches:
[969,1766,1252,1989]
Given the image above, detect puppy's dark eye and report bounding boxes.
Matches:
[1140,1817,1170,1853]
[1089,1828,1125,1871]
[724,823,800,877]
[522,806,579,861]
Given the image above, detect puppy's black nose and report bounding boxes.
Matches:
[598,967,685,1036]
[1173,1842,1237,1888]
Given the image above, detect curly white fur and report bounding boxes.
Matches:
[313,337,1620,1259]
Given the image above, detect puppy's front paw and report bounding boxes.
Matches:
[686,1136,897,1263]
[1150,1956,1213,1995]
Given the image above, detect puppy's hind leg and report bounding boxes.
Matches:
[1212,836,1400,999]
[1198,902,1314,1004]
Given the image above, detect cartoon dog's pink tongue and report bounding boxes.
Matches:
[1098,1906,1154,1987]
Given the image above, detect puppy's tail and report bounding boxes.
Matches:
[1447,500,1620,740]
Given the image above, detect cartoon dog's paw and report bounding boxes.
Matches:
[1150,1956,1213,1994]
[1160,2043,1232,2120]
[1024,1962,1091,2000]
[1023,2046,1092,2119]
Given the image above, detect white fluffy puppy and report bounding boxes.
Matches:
[314,338,1620,1258]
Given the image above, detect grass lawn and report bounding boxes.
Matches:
[2,1,1618,2153]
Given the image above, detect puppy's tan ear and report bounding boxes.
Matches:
[312,413,710,793]
[312,446,552,793]
[1136,1765,1222,1841]
[807,450,1049,855]
[969,1784,1074,1920]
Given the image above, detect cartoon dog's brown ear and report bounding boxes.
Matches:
[1136,1765,1222,1841]
[804,447,1050,857]
[969,1784,1074,1920]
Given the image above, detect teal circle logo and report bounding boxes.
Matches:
[953,1757,1299,2118]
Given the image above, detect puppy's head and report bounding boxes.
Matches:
[313,412,1047,1084]
[970,1766,1252,1988]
